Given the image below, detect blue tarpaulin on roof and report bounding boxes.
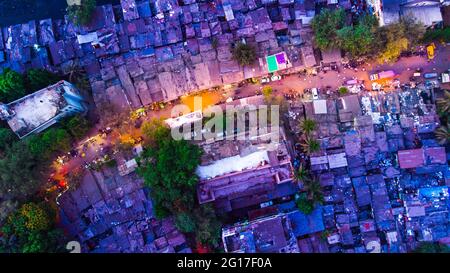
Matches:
[418,186,449,199]
[277,201,296,212]
[288,207,325,237]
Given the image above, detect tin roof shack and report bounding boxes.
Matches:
[320,48,342,70]
[398,148,425,169]
[288,207,325,238]
[58,168,191,253]
[0,81,87,138]
[196,128,296,215]
[0,0,323,124]
[222,213,300,253]
[286,100,305,135]
[297,232,330,253]
[337,95,362,127]
[367,174,395,232]
[404,186,450,244]
[401,0,444,27]
[303,99,341,150]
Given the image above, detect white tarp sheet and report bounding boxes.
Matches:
[196,150,269,179]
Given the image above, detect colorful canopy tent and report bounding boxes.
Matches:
[266,52,288,73]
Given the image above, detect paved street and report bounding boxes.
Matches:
[51,44,450,194]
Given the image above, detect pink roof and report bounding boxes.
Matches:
[378,70,396,79]
[424,147,446,165]
[398,149,424,169]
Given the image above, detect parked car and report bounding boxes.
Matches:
[271,74,282,81]
[369,70,396,81]
[312,88,319,100]
[261,77,270,84]
[423,72,438,79]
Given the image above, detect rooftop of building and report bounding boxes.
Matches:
[222,213,299,253]
[0,81,78,138]
[59,166,191,253]
[196,129,295,206]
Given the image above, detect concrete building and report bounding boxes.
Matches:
[367,0,444,26]
[0,80,87,138]
[222,213,300,253]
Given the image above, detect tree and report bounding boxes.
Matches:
[0,128,17,151]
[436,91,450,118]
[377,37,409,63]
[338,86,349,96]
[414,242,450,253]
[303,177,324,204]
[175,212,196,233]
[435,124,450,146]
[0,68,26,102]
[137,138,202,214]
[17,203,51,231]
[0,199,18,224]
[141,118,171,147]
[67,0,97,26]
[374,19,424,63]
[261,85,273,99]
[0,141,41,200]
[294,165,310,183]
[299,119,317,136]
[301,137,321,155]
[28,128,73,159]
[311,8,346,50]
[337,24,374,58]
[423,27,450,44]
[401,17,426,48]
[27,135,51,159]
[193,205,221,247]
[232,42,257,66]
[62,115,91,140]
[296,176,323,215]
[0,202,65,253]
[137,133,222,248]
[42,128,72,153]
[24,69,60,91]
[296,193,315,214]
[359,13,379,32]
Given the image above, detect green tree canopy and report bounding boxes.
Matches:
[138,138,202,214]
[337,24,374,58]
[436,90,450,119]
[299,118,317,136]
[67,0,97,26]
[0,128,17,152]
[232,42,257,66]
[262,85,273,99]
[296,193,315,214]
[24,69,60,92]
[374,19,425,63]
[0,141,41,200]
[141,118,171,148]
[0,68,26,103]
[311,8,346,50]
[414,242,450,253]
[137,131,222,247]
[294,164,310,183]
[62,115,91,140]
[27,128,73,160]
[0,202,65,253]
[192,205,221,247]
[301,137,321,155]
[338,86,349,96]
[435,124,450,146]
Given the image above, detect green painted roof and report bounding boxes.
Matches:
[266,55,278,73]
